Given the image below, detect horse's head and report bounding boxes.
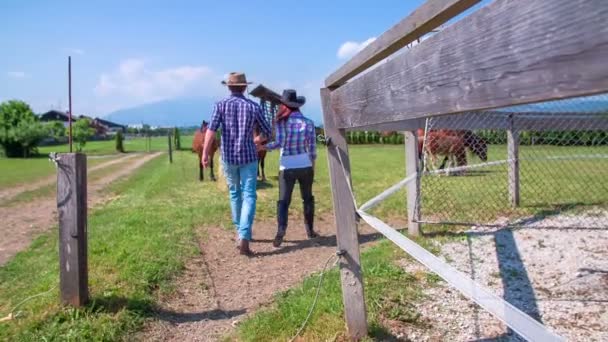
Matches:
[200,120,209,134]
[462,131,487,161]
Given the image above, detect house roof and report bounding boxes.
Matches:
[39,110,69,122]
[95,117,126,128]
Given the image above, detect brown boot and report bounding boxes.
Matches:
[239,239,253,257]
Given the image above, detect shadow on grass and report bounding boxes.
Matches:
[88,295,154,316]
[253,229,389,257]
[89,294,246,324]
[153,308,246,324]
[256,181,273,190]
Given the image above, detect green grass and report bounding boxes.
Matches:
[0,156,113,190]
[234,239,439,341]
[1,143,606,340]
[1,156,142,207]
[37,135,194,156]
[1,136,193,190]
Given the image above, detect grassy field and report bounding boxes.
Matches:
[37,135,193,156]
[0,144,606,340]
[0,136,194,190]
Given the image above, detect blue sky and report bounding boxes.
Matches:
[1,0,487,123]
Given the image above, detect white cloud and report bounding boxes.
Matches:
[7,71,27,79]
[337,37,376,59]
[94,59,215,103]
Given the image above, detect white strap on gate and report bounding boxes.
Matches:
[359,173,418,212]
[356,210,565,342]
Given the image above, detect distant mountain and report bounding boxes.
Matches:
[102,95,325,127]
[102,97,217,127]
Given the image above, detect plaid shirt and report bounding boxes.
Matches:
[266,111,317,161]
[209,93,272,165]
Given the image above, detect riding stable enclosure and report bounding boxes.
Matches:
[1,0,607,341]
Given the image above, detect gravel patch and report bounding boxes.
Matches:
[397,211,608,341]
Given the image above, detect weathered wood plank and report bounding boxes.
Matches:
[321,88,368,338]
[404,131,421,236]
[507,117,520,207]
[57,153,88,307]
[326,0,481,88]
[331,0,608,129]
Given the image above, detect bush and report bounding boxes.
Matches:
[73,118,94,152]
[115,130,125,153]
[0,100,49,157]
[173,127,181,150]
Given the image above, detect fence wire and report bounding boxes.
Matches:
[417,94,608,229]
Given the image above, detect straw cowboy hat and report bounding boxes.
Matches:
[221,72,252,86]
[278,89,306,108]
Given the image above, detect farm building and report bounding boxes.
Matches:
[39,110,126,137]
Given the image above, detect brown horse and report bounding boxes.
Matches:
[254,125,268,181]
[192,121,219,181]
[417,129,488,174]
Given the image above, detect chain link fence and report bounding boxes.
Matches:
[416,94,608,229]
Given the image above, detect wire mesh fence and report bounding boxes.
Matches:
[416,94,608,229]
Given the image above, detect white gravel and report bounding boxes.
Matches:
[398,211,608,341]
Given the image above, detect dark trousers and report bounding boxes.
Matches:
[277,167,315,237]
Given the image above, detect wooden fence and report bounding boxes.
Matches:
[321,0,608,338]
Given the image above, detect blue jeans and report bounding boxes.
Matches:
[222,161,258,241]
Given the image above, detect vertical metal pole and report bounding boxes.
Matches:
[404,130,421,236]
[68,56,73,153]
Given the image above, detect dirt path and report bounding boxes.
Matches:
[0,153,140,204]
[139,216,382,342]
[0,152,162,266]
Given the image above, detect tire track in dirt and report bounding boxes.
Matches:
[138,217,381,342]
[0,152,162,266]
[0,153,140,204]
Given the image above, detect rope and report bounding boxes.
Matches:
[1,284,58,322]
[288,252,339,342]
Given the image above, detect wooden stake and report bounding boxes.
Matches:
[168,133,173,163]
[57,153,88,306]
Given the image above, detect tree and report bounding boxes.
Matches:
[47,121,66,140]
[115,130,125,153]
[73,118,94,152]
[0,100,48,157]
[173,127,181,150]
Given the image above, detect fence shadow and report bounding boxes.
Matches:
[153,308,246,324]
[253,230,388,257]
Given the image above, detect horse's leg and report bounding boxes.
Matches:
[199,154,204,181]
[439,156,449,170]
[257,160,261,180]
[261,156,266,181]
[210,154,216,181]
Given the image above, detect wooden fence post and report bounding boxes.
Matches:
[321,88,368,339]
[404,131,421,236]
[168,133,173,163]
[57,153,88,307]
[507,115,520,207]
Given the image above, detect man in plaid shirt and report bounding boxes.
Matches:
[262,89,319,248]
[202,72,271,256]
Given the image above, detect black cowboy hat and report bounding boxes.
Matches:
[278,89,306,108]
